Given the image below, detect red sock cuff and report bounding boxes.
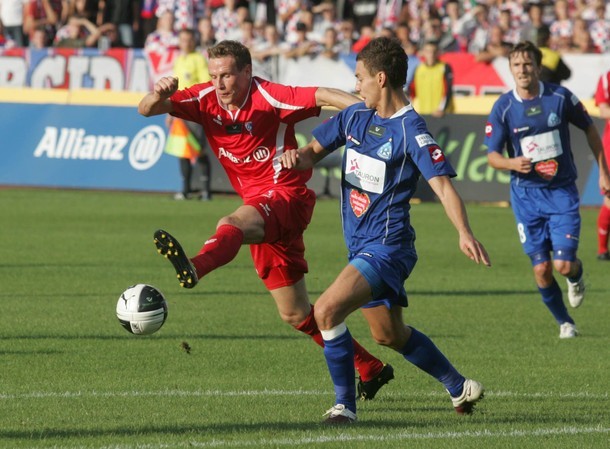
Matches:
[191,224,244,278]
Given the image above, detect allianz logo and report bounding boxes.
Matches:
[33,125,166,171]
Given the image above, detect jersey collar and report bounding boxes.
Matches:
[512,81,544,102]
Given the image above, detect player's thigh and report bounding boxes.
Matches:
[219,204,266,243]
[314,264,373,329]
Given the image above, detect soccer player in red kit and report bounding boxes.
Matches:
[594,71,610,260]
[138,40,394,398]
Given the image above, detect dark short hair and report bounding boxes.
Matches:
[356,37,407,89]
[208,40,252,71]
[508,40,542,66]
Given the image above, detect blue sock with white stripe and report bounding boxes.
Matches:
[400,327,465,398]
[539,278,573,324]
[321,323,356,414]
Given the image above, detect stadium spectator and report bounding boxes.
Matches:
[311,0,339,41]
[420,14,459,53]
[566,16,596,53]
[23,0,65,47]
[139,0,158,42]
[485,41,610,339]
[336,17,357,54]
[588,0,610,53]
[454,2,491,54]
[474,24,511,63]
[210,0,241,41]
[351,23,373,53]
[28,24,49,47]
[156,0,204,32]
[53,14,99,47]
[593,70,610,260]
[442,0,467,51]
[347,0,378,31]
[520,1,545,44]
[374,0,407,33]
[536,25,571,85]
[166,28,213,201]
[196,16,216,54]
[497,7,521,46]
[549,0,573,50]
[0,0,27,47]
[97,0,139,47]
[138,40,395,401]
[251,22,286,79]
[318,26,341,60]
[144,10,178,53]
[238,17,261,48]
[409,40,454,117]
[283,20,319,59]
[279,36,489,424]
[277,0,304,44]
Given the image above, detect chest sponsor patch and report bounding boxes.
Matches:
[526,105,542,116]
[534,159,558,180]
[345,148,386,194]
[368,124,385,137]
[225,123,243,135]
[349,189,370,218]
[520,130,563,162]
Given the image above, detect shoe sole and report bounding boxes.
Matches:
[454,390,485,415]
[154,229,198,289]
[357,364,395,401]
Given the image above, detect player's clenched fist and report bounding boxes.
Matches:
[154,76,179,99]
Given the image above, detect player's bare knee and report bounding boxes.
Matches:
[313,300,337,330]
[553,260,572,277]
[533,261,552,281]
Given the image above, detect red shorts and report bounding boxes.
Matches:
[246,186,316,290]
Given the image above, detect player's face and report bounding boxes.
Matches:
[354,60,380,109]
[509,51,540,91]
[208,56,252,110]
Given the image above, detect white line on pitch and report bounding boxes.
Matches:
[0,389,607,400]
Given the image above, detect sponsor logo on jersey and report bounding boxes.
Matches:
[428,145,445,163]
[345,148,385,194]
[347,135,361,145]
[225,123,243,135]
[376,141,392,160]
[485,122,493,137]
[213,115,222,125]
[33,125,165,171]
[349,189,370,218]
[526,105,542,116]
[367,124,385,137]
[534,159,558,180]
[415,133,436,147]
[513,126,529,133]
[547,112,561,127]
[218,146,270,164]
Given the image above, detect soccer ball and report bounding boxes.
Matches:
[116,284,168,335]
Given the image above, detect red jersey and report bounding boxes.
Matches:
[169,77,321,199]
[595,71,610,155]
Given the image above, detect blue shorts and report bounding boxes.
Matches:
[349,244,417,309]
[510,183,581,262]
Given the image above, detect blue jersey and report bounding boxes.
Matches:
[312,103,456,254]
[484,81,592,189]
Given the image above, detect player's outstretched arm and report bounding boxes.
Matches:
[315,87,360,110]
[138,76,179,117]
[428,175,492,267]
[488,150,532,174]
[280,139,329,171]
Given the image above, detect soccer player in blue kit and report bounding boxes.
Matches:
[280,37,491,423]
[485,41,610,339]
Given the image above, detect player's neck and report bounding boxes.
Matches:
[516,82,541,100]
[376,90,410,118]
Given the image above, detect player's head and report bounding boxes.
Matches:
[208,40,253,109]
[508,41,542,91]
[354,37,407,108]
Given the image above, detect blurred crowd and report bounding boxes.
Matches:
[1,0,610,57]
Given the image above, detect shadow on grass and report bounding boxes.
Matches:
[0,333,302,341]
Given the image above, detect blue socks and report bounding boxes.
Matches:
[400,327,465,398]
[321,324,356,413]
[539,278,573,324]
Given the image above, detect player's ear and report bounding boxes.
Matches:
[377,71,387,88]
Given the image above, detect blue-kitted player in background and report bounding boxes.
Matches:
[280,37,491,424]
[485,41,610,339]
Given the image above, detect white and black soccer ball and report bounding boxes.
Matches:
[116,284,168,335]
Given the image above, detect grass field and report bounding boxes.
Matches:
[0,188,608,449]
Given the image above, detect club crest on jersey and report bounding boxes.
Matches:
[245,121,253,134]
[349,189,370,218]
[534,159,558,180]
[367,124,385,137]
[376,141,392,160]
[547,112,561,127]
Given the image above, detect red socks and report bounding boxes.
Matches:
[295,305,384,382]
[190,224,244,278]
[598,205,610,255]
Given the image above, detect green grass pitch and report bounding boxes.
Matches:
[0,188,608,448]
